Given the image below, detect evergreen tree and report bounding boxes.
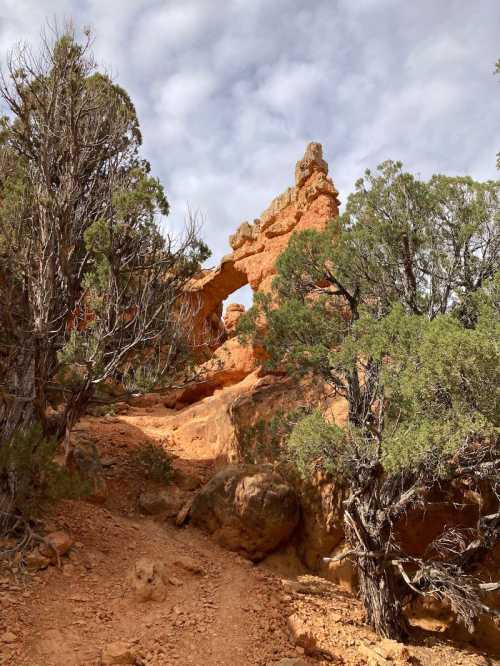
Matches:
[239,162,500,640]
[0,27,209,528]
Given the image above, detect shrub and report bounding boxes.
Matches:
[135,443,172,484]
[0,425,91,533]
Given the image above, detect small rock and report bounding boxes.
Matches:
[287,613,318,652]
[127,557,167,602]
[1,631,17,644]
[173,555,205,575]
[39,531,73,561]
[101,641,137,665]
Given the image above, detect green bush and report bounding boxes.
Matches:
[135,443,172,484]
[0,425,91,526]
[238,406,312,465]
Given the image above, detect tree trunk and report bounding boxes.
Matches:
[0,346,37,446]
[357,556,409,640]
[345,485,409,641]
[61,379,94,467]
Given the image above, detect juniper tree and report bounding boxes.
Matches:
[239,162,500,640]
[0,27,209,527]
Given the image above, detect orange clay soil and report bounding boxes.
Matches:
[0,401,496,666]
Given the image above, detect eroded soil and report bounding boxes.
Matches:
[0,401,497,666]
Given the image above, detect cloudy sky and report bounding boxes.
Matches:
[0,1,498,305]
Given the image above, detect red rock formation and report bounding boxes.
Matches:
[182,142,339,389]
[187,142,339,344]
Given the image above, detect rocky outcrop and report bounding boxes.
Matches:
[188,464,300,561]
[162,144,345,568]
[223,303,245,336]
[185,142,339,376]
[162,371,262,465]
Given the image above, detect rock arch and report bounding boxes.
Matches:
[188,141,340,345]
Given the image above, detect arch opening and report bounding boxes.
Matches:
[223,283,253,315]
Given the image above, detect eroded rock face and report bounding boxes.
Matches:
[188,465,300,560]
[163,371,262,465]
[165,144,344,566]
[184,142,339,382]
[223,303,246,336]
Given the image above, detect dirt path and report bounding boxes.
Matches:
[0,402,497,666]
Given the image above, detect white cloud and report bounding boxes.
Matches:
[0,0,498,279]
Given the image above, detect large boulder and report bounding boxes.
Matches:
[188,465,300,560]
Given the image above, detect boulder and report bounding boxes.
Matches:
[189,465,299,560]
[296,471,345,570]
[223,303,246,336]
[127,557,168,602]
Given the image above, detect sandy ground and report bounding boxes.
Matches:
[0,403,497,666]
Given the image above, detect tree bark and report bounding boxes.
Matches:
[357,556,409,640]
[0,346,37,446]
[61,379,94,467]
[345,483,409,641]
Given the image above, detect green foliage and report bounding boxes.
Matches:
[239,290,345,378]
[241,162,500,483]
[0,27,211,453]
[335,165,498,317]
[287,411,346,477]
[135,443,172,484]
[0,425,90,520]
[287,298,499,478]
[238,406,311,464]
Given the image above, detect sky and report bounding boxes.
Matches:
[0,1,498,307]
